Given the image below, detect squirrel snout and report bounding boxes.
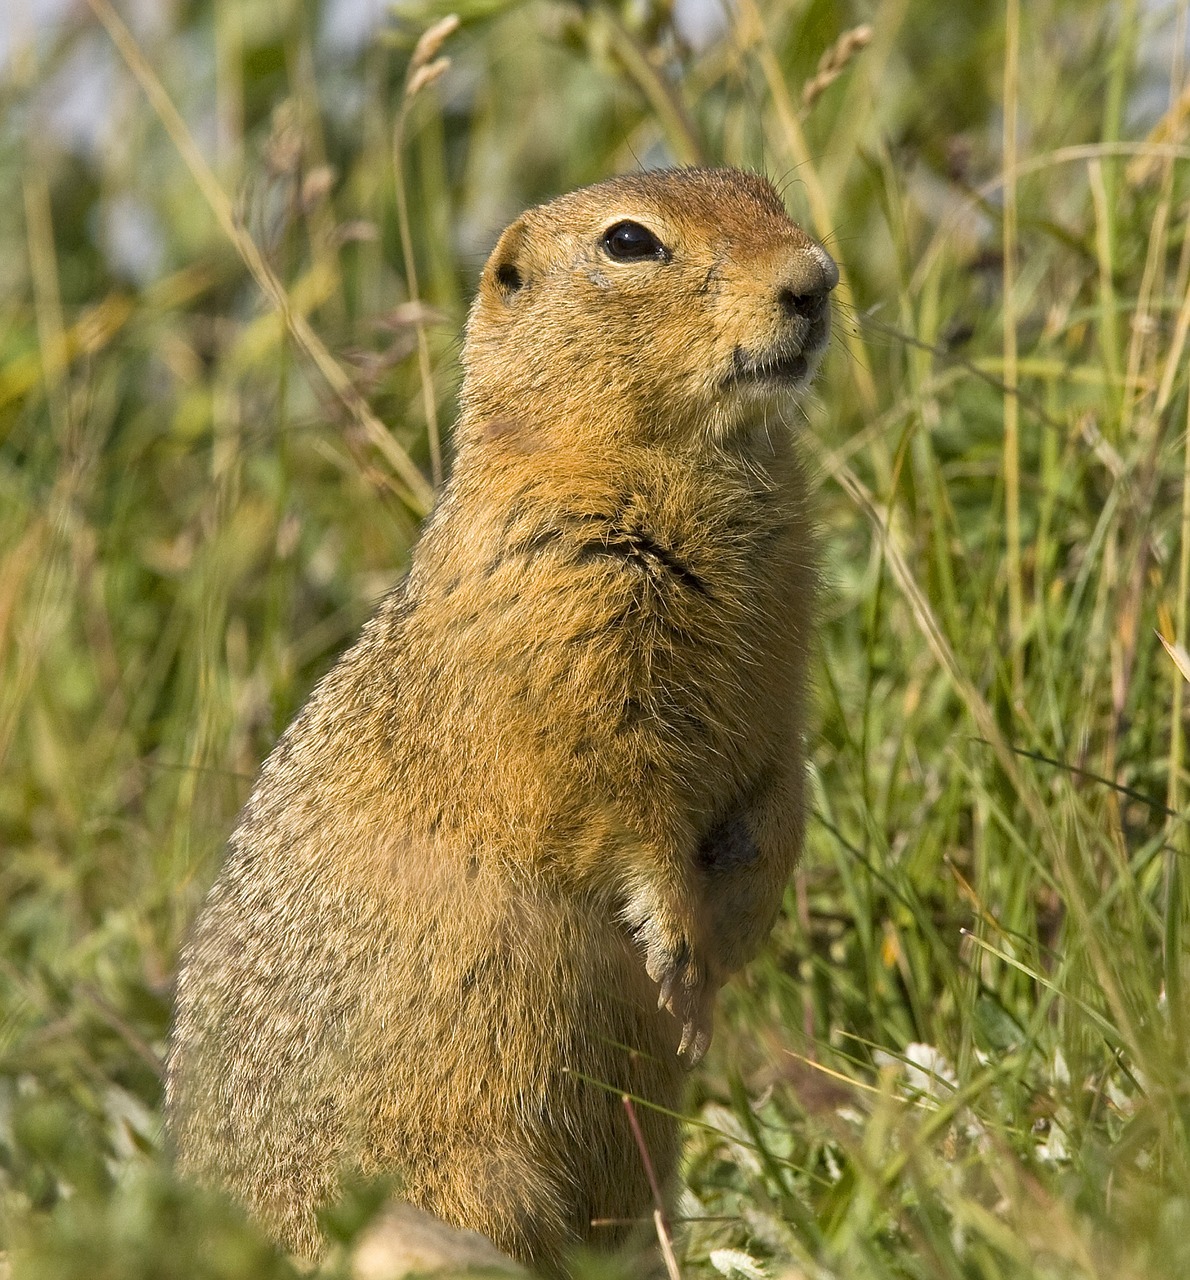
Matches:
[776,245,838,323]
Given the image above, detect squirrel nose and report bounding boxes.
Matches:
[776,246,838,322]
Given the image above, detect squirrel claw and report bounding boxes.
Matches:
[648,940,715,1064]
[624,897,716,1062]
[677,1007,713,1067]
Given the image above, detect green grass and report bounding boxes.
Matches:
[2,0,1190,1276]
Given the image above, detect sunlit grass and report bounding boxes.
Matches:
[2,0,1189,1276]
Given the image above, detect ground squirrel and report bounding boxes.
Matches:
[166,167,836,1274]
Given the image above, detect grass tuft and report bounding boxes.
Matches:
[2,0,1190,1276]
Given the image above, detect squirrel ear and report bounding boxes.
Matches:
[494,260,523,296]
[487,219,528,302]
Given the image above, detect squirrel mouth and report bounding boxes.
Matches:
[725,346,810,386]
[723,326,827,390]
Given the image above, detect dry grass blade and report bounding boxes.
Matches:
[84,0,435,516]
[392,14,463,488]
[598,8,705,166]
[1127,80,1190,186]
[731,0,884,481]
[1002,0,1023,696]
[800,25,873,113]
[411,15,460,70]
[407,58,450,100]
[821,454,1041,827]
[910,140,1190,296]
[623,1095,683,1280]
[8,1,1190,1274]
[834,444,1146,1057]
[1158,630,1190,685]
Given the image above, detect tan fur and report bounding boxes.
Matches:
[166,167,835,1275]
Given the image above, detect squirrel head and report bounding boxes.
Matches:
[458,167,837,453]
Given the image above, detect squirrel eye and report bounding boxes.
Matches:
[602,221,668,262]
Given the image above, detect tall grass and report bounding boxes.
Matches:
[2,0,1189,1276]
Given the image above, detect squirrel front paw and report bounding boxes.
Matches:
[645,938,715,1066]
[623,895,716,1066]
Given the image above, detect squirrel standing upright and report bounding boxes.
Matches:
[166,166,836,1275]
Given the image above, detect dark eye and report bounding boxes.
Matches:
[602,221,668,262]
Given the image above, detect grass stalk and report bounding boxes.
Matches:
[811,446,1043,831]
[1155,250,1190,415]
[391,20,461,491]
[1002,0,1024,698]
[9,4,1190,1274]
[1119,0,1185,448]
[84,0,435,515]
[1166,387,1190,1036]
[730,0,886,483]
[600,9,705,167]
[1163,11,1190,828]
[1095,0,1137,425]
[212,0,244,182]
[21,167,69,445]
[393,108,444,490]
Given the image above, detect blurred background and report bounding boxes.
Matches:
[2,0,1190,1276]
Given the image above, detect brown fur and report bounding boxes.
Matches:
[165,167,836,1275]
